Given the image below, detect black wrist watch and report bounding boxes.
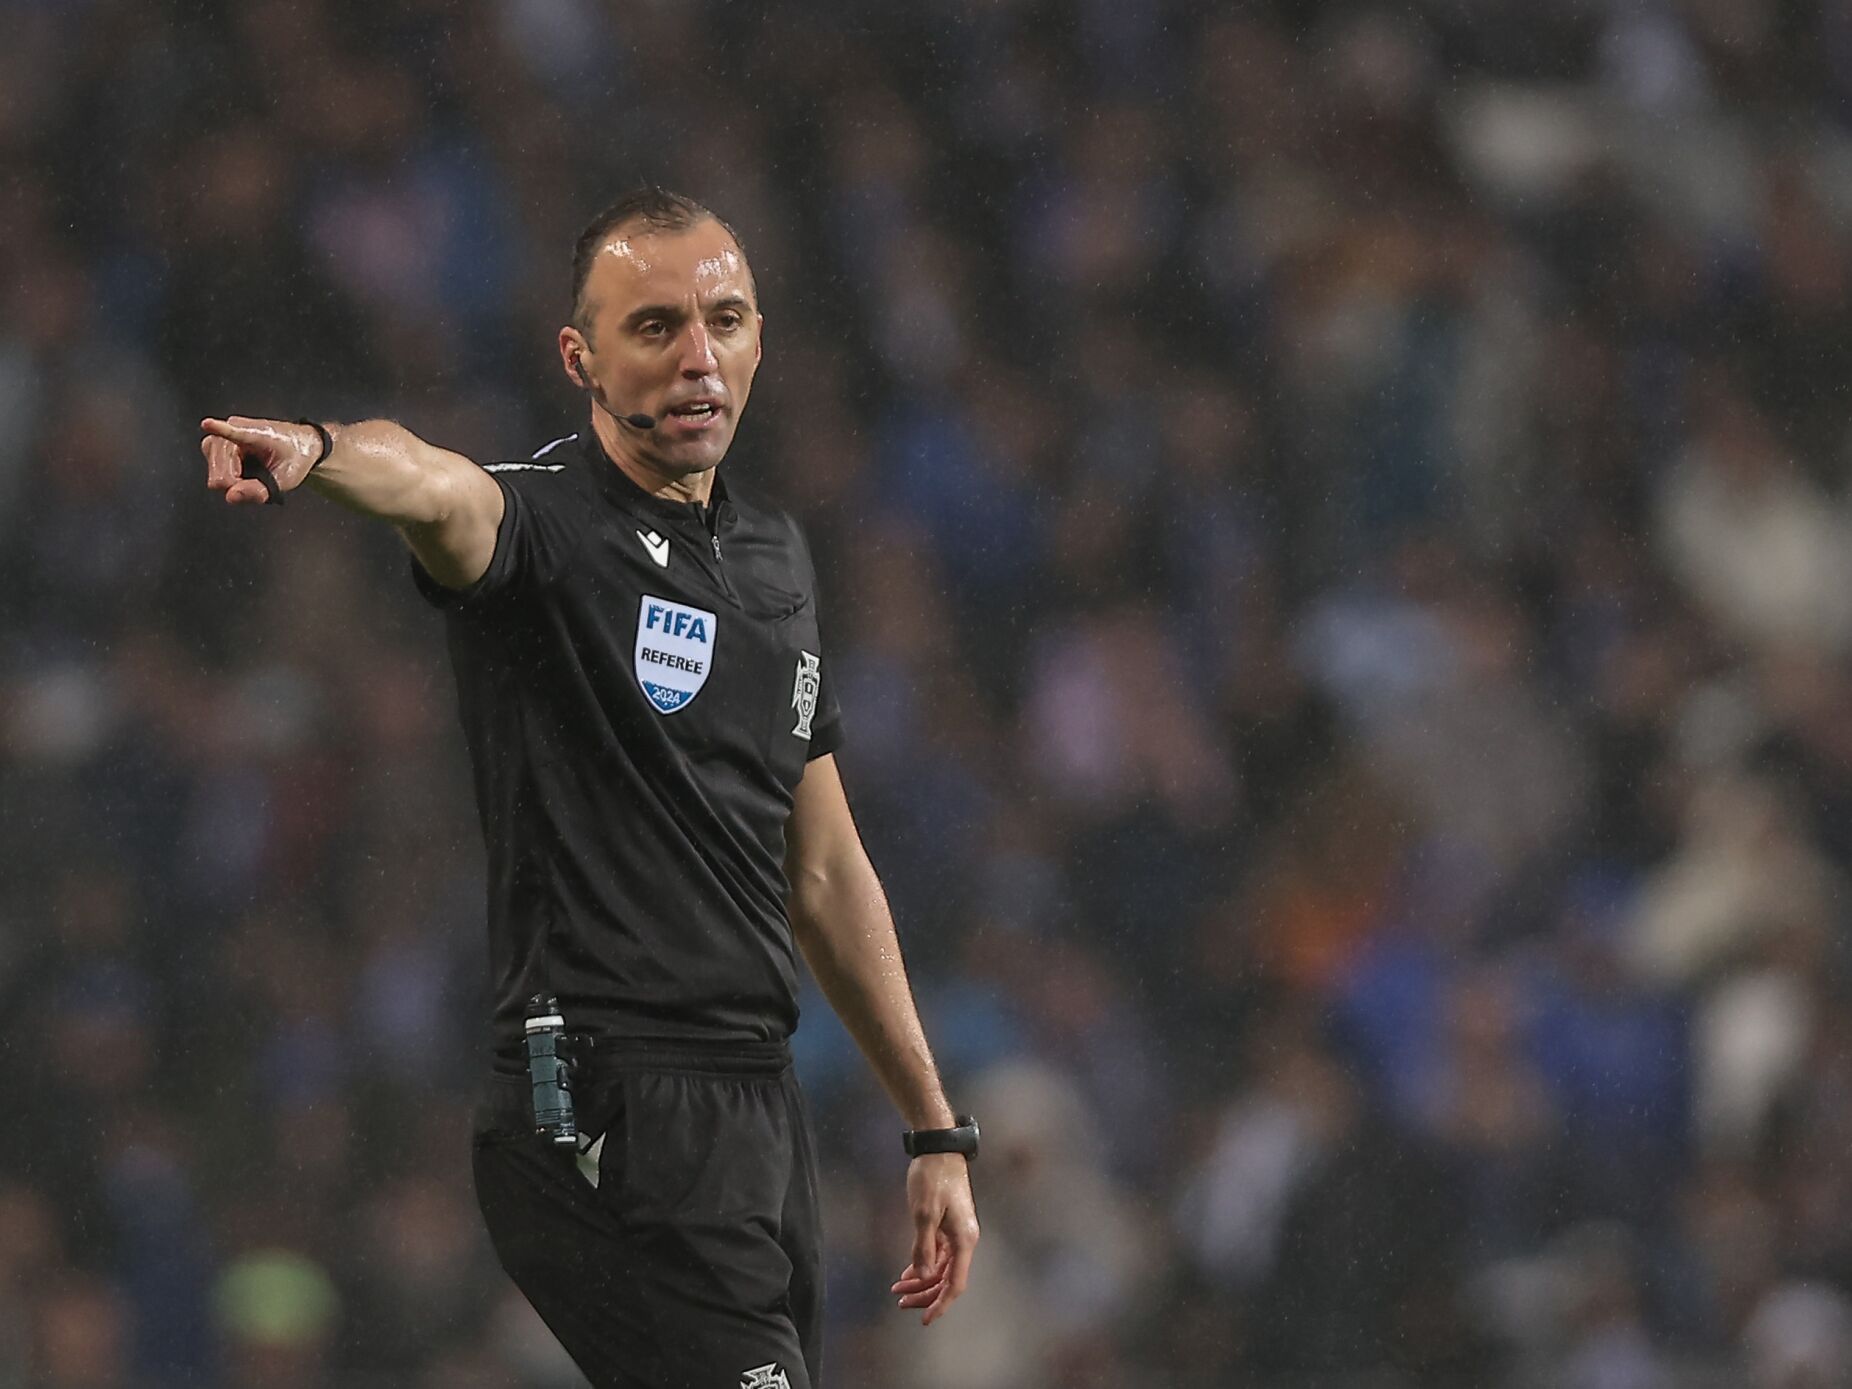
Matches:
[903,1115,979,1160]
[297,418,334,470]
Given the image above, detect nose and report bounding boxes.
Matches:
[677,321,718,378]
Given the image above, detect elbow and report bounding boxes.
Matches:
[417,460,462,528]
[788,876,822,943]
[787,866,840,952]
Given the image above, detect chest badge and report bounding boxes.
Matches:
[791,651,821,739]
[636,528,670,567]
[635,595,717,714]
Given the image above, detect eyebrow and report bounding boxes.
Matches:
[624,295,756,327]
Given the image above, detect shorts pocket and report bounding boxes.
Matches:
[619,1071,791,1227]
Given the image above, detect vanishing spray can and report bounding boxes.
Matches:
[524,994,578,1147]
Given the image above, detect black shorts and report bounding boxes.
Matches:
[472,1038,824,1389]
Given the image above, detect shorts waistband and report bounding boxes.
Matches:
[491,1034,791,1079]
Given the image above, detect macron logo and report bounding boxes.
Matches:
[637,529,670,568]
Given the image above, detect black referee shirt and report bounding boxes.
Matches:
[411,429,842,1049]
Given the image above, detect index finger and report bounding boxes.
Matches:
[200,416,275,449]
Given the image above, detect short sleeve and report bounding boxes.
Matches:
[410,463,589,609]
[793,516,844,759]
[806,656,844,760]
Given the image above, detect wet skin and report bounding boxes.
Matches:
[559,218,763,507]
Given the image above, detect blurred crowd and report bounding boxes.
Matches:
[7,0,1852,1384]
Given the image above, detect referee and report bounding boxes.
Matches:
[198,189,979,1389]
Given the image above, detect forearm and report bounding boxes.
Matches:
[303,419,474,528]
[792,860,956,1131]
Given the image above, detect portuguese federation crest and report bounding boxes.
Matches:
[635,595,717,714]
[740,1366,790,1389]
[791,651,821,739]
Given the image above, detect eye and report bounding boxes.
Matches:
[713,311,743,332]
[638,320,668,339]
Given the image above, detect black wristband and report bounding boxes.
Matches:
[297,418,333,470]
[903,1115,979,1160]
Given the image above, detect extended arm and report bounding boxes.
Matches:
[785,753,979,1325]
[200,415,504,590]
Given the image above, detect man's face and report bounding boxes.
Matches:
[568,218,762,479]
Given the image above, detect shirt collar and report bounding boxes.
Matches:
[577,428,733,530]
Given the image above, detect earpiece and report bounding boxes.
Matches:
[566,349,656,430]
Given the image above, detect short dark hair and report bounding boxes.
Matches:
[570,187,749,333]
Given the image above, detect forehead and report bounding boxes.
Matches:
[585,219,754,313]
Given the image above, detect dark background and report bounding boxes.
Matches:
[5,0,1852,1384]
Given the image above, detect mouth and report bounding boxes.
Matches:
[663,399,725,432]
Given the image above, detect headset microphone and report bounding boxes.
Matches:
[571,355,656,430]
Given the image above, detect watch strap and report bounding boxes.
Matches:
[903,1115,979,1160]
[297,418,333,470]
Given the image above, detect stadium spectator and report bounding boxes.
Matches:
[8,0,1852,1382]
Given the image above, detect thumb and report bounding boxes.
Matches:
[912,1209,940,1278]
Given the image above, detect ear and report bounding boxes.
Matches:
[558,326,590,387]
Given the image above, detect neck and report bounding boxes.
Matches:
[590,406,716,507]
